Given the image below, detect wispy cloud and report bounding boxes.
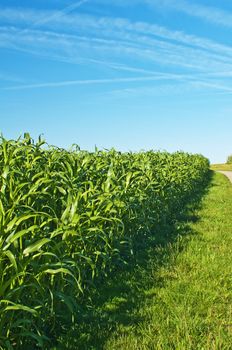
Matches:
[2,25,232,85]
[95,78,232,99]
[1,11,232,74]
[99,0,232,28]
[2,7,232,57]
[3,67,232,98]
[146,0,232,28]
[1,6,232,96]
[3,75,187,90]
[25,0,88,28]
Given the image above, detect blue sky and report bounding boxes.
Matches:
[1,0,232,163]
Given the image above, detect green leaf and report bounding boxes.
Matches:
[5,225,38,245]
[3,250,18,272]
[23,238,50,255]
[1,300,38,316]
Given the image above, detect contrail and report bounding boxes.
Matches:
[32,0,89,27]
[4,75,232,94]
[17,0,88,35]
[3,75,182,90]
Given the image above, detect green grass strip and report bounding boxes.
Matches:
[63,172,232,350]
[211,163,232,171]
[105,172,232,350]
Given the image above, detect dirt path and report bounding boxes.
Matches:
[217,171,232,183]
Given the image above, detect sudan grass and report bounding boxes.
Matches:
[63,172,232,350]
[0,135,209,349]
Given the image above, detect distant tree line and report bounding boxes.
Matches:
[227,155,232,164]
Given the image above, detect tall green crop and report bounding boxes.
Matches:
[0,134,209,349]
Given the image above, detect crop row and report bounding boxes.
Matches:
[0,134,209,349]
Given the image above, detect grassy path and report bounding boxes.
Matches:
[61,172,232,349]
[102,172,232,350]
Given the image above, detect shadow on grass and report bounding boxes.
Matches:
[58,173,213,350]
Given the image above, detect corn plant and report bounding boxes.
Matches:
[0,134,209,349]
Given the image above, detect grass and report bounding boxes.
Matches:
[210,163,232,171]
[60,171,232,349]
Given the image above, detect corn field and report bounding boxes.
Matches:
[0,134,209,349]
